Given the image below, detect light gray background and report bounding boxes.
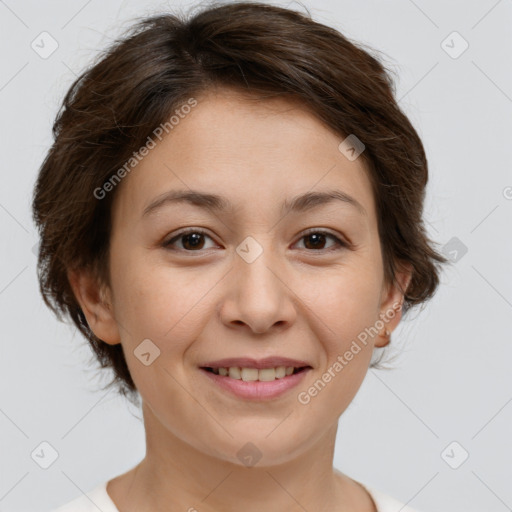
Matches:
[1,0,511,511]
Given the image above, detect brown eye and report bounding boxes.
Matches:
[163,229,216,251]
[295,230,346,251]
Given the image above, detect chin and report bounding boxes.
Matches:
[193,423,317,468]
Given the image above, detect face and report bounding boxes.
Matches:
[72,87,410,466]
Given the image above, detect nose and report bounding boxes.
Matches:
[218,240,297,335]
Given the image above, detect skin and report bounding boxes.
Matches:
[69,86,411,512]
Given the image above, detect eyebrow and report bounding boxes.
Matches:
[142,188,367,218]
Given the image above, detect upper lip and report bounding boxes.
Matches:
[200,357,312,370]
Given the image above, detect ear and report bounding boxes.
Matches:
[67,267,121,345]
[374,261,413,348]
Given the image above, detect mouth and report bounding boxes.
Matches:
[198,357,313,400]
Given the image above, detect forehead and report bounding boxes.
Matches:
[112,88,377,225]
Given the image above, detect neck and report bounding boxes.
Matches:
[107,402,368,512]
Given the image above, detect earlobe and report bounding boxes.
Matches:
[67,268,121,345]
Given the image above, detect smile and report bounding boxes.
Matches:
[199,365,312,400]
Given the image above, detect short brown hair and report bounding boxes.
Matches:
[32,1,449,401]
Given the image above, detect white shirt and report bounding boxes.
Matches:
[51,480,421,511]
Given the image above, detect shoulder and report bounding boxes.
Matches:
[51,481,119,512]
[361,483,423,512]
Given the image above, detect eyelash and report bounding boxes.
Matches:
[162,228,348,254]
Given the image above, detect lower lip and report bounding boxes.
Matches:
[200,368,311,400]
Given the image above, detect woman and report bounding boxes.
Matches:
[33,2,448,511]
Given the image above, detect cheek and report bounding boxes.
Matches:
[306,263,382,344]
[295,274,379,418]
[296,263,382,403]
[110,251,219,349]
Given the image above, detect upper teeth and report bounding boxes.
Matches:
[213,366,297,381]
